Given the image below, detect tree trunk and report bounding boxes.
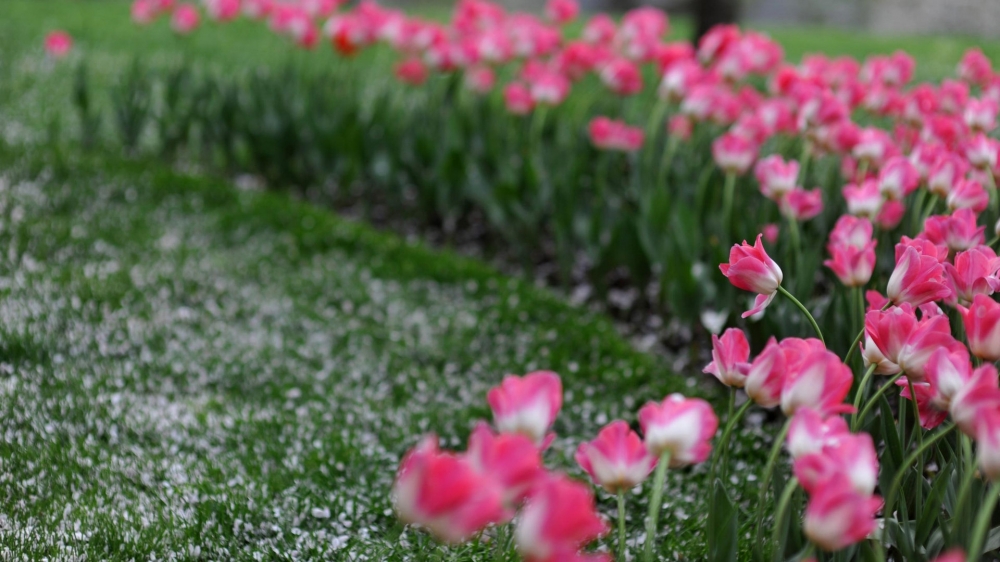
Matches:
[694,0,740,42]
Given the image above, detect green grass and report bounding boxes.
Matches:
[0,141,768,559]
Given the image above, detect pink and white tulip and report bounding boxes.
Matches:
[487,371,562,446]
[638,394,718,467]
[703,328,752,388]
[575,420,657,494]
[720,234,783,318]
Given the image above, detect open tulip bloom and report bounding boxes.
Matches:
[125,0,1000,558]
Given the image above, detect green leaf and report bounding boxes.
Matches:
[706,479,738,562]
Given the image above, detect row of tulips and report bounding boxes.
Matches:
[394,231,1000,561]
[82,0,1000,351]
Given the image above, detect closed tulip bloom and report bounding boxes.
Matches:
[465,423,543,508]
[825,239,877,287]
[853,127,894,167]
[638,393,718,467]
[206,0,240,21]
[504,83,535,115]
[843,180,884,219]
[948,179,990,214]
[945,247,1000,305]
[488,371,563,446]
[894,314,963,381]
[393,436,509,543]
[712,132,759,175]
[878,156,920,200]
[924,348,976,414]
[131,0,159,24]
[959,48,993,86]
[575,421,657,494]
[720,234,783,318]
[745,337,786,407]
[960,294,1000,362]
[922,209,986,253]
[794,432,879,496]
[951,363,1000,436]
[877,199,906,230]
[977,409,1000,481]
[464,65,495,94]
[862,333,901,375]
[780,188,824,222]
[588,117,645,152]
[703,328,752,388]
[803,484,882,552]
[932,550,967,562]
[865,304,918,366]
[927,152,968,198]
[171,4,200,34]
[582,13,616,44]
[754,154,799,200]
[530,71,571,106]
[895,377,949,429]
[887,243,952,306]
[545,0,579,24]
[599,58,643,96]
[965,97,998,133]
[781,348,854,417]
[394,58,429,86]
[44,31,73,58]
[787,407,850,459]
[967,133,999,170]
[515,474,609,561]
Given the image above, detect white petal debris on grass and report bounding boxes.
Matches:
[0,156,769,560]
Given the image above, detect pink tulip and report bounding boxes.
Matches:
[619,6,669,41]
[843,180,884,219]
[897,377,950,429]
[487,371,562,446]
[242,0,272,19]
[825,236,876,288]
[575,421,657,494]
[928,152,969,198]
[582,14,616,45]
[206,0,240,22]
[967,133,999,170]
[503,83,535,115]
[960,294,1000,362]
[658,60,702,102]
[514,474,609,561]
[794,432,878,495]
[394,58,428,86]
[638,393,718,466]
[703,328,752,388]
[948,179,990,214]
[862,333,901,375]
[781,347,854,416]
[754,155,799,200]
[965,98,998,133]
[877,156,920,200]
[932,550,967,562]
[745,337,787,407]
[697,23,740,65]
[171,3,200,34]
[464,65,495,94]
[588,117,645,152]
[599,58,643,96]
[940,79,971,115]
[887,243,952,306]
[787,408,849,459]
[959,48,993,87]
[544,0,578,25]
[720,234,783,318]
[945,247,1000,305]
[779,188,824,222]
[465,423,543,508]
[802,485,882,552]
[762,223,780,244]
[131,0,159,24]
[44,31,73,58]
[894,313,962,381]
[923,347,976,413]
[877,199,906,230]
[922,209,986,253]
[712,132,758,175]
[529,70,571,106]
[853,127,894,167]
[393,436,509,543]
[952,363,1000,436]
[667,114,693,141]
[977,409,1000,481]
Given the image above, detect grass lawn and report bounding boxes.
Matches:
[0,1,997,560]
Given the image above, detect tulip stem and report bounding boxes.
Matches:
[881,423,956,547]
[850,364,879,431]
[722,172,737,237]
[843,326,866,366]
[953,435,978,540]
[770,477,800,562]
[658,135,680,190]
[644,451,671,562]
[752,419,793,550]
[968,480,1000,559]
[853,371,906,430]
[617,491,627,562]
[710,397,753,487]
[776,286,825,344]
